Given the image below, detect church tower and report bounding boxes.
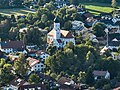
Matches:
[54,17,61,39]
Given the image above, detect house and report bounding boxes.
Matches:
[47,17,75,48]
[57,77,82,90]
[84,17,98,28]
[4,77,47,90]
[93,70,110,80]
[82,12,94,21]
[35,50,49,62]
[0,41,25,54]
[6,77,29,90]
[71,20,87,34]
[100,17,120,33]
[54,0,67,8]
[27,57,44,72]
[18,83,47,90]
[108,33,120,49]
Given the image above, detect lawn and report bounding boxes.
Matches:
[0,8,35,16]
[81,2,115,15]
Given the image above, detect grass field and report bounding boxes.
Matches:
[82,2,115,15]
[0,8,35,16]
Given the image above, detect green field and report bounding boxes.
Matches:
[0,8,35,16]
[82,2,115,15]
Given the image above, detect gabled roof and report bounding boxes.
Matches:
[83,12,93,18]
[27,57,40,67]
[0,41,25,50]
[9,77,29,87]
[18,83,47,90]
[93,70,108,77]
[48,30,73,38]
[58,77,74,85]
[108,33,120,46]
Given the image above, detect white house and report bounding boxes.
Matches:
[0,41,25,54]
[93,70,110,80]
[27,57,44,72]
[47,17,75,48]
[35,50,49,62]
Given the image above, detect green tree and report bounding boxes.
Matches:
[46,45,57,55]
[64,21,72,30]
[14,54,28,76]
[0,58,6,68]
[28,73,40,84]
[85,67,94,86]
[92,22,106,37]
[41,14,48,23]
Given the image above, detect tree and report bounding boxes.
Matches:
[92,22,106,37]
[85,67,94,86]
[14,54,28,76]
[50,73,57,79]
[0,66,14,85]
[69,0,79,5]
[77,71,86,83]
[28,73,40,84]
[27,27,44,46]
[111,0,117,8]
[41,14,48,23]
[86,51,95,67]
[64,21,72,30]
[46,45,57,55]
[0,58,6,68]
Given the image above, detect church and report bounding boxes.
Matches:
[47,17,75,48]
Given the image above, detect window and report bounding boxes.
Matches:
[41,65,43,67]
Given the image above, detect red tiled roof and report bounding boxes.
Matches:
[48,30,73,38]
[27,57,40,67]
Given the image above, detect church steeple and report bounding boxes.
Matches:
[53,16,61,39]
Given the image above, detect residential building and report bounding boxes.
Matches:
[57,77,85,90]
[27,57,44,72]
[6,77,29,90]
[47,17,75,48]
[93,70,110,80]
[108,33,120,49]
[4,77,47,90]
[35,50,49,62]
[54,0,67,8]
[18,83,47,90]
[0,41,25,54]
[71,20,87,34]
